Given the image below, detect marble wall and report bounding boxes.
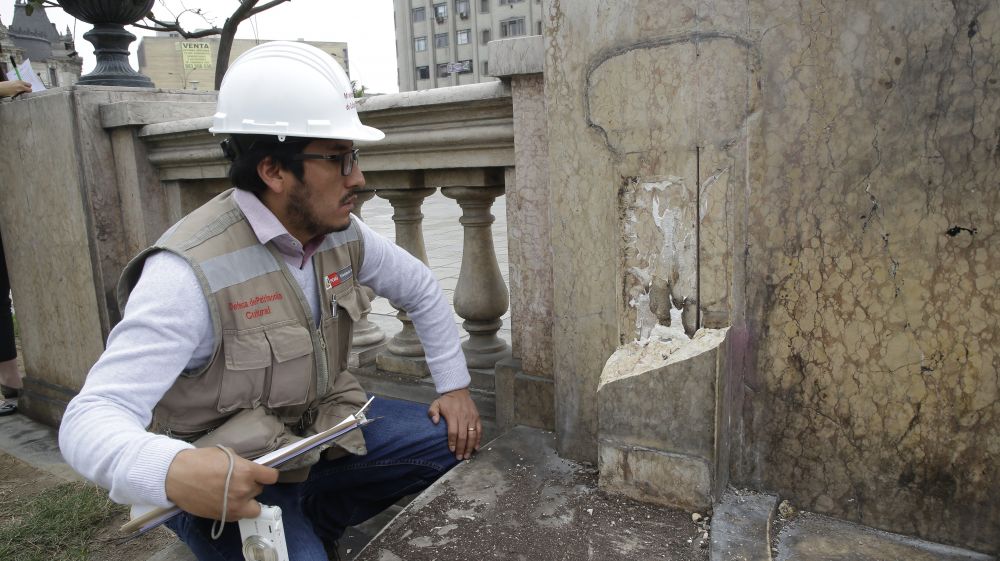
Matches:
[0,87,218,426]
[743,0,999,551]
[547,0,998,552]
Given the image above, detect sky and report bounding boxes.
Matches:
[0,0,400,93]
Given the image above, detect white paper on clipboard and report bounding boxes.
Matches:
[6,59,46,91]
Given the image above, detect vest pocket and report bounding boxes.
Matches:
[264,324,314,408]
[220,330,269,413]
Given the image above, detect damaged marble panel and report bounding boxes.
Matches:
[589,37,753,342]
[598,328,729,510]
[619,173,698,340]
[741,0,1000,552]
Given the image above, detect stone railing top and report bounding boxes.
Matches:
[100,99,216,129]
[136,82,515,183]
[358,81,510,112]
[487,35,544,77]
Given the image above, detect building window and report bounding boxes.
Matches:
[537,20,542,35]
[412,7,426,22]
[499,0,525,4]
[416,65,430,80]
[414,36,427,52]
[457,29,471,45]
[481,28,492,44]
[435,32,449,48]
[480,0,489,12]
[457,59,473,73]
[437,63,450,77]
[434,3,448,21]
[48,67,58,87]
[500,17,526,37]
[456,0,470,18]
[482,60,489,75]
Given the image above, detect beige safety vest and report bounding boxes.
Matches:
[117,189,371,458]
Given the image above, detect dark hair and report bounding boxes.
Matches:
[225,135,310,195]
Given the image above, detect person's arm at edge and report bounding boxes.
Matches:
[352,217,481,459]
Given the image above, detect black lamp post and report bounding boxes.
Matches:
[58,0,156,87]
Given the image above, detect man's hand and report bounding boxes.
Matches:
[428,388,481,461]
[165,447,278,521]
[0,80,31,98]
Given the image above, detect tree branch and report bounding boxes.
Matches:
[133,20,223,39]
[248,0,292,17]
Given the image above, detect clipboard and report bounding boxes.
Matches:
[120,396,377,536]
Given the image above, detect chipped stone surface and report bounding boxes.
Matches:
[598,329,729,510]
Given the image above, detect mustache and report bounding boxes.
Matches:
[340,193,357,206]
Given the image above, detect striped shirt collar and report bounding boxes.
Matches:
[233,188,324,269]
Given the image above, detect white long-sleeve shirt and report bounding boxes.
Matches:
[59,190,470,509]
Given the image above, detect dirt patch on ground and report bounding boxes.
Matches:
[0,451,177,561]
[356,461,709,561]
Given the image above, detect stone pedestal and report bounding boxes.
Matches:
[0,88,216,426]
[495,358,554,431]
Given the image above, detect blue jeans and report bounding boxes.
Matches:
[166,397,459,561]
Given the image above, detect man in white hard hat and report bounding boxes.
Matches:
[59,41,481,560]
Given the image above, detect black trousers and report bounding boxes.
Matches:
[0,231,16,362]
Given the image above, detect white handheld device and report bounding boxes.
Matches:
[238,504,289,561]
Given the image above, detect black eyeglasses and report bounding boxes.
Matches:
[292,148,360,176]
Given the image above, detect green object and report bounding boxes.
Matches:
[0,481,120,560]
[8,56,21,80]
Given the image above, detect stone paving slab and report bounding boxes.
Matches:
[356,426,708,561]
[774,511,995,561]
[710,491,778,561]
[0,412,80,483]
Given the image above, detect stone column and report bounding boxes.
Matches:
[374,187,436,377]
[441,184,510,370]
[348,189,388,367]
[487,38,556,430]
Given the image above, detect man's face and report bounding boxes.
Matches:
[283,138,364,239]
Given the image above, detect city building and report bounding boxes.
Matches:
[137,34,349,90]
[393,0,543,91]
[4,0,82,88]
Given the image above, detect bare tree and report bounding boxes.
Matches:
[27,0,292,89]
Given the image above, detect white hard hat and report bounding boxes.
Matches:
[210,41,384,142]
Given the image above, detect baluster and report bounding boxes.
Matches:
[348,190,387,367]
[374,188,436,377]
[441,186,510,369]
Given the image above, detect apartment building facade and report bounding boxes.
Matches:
[394,0,543,91]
